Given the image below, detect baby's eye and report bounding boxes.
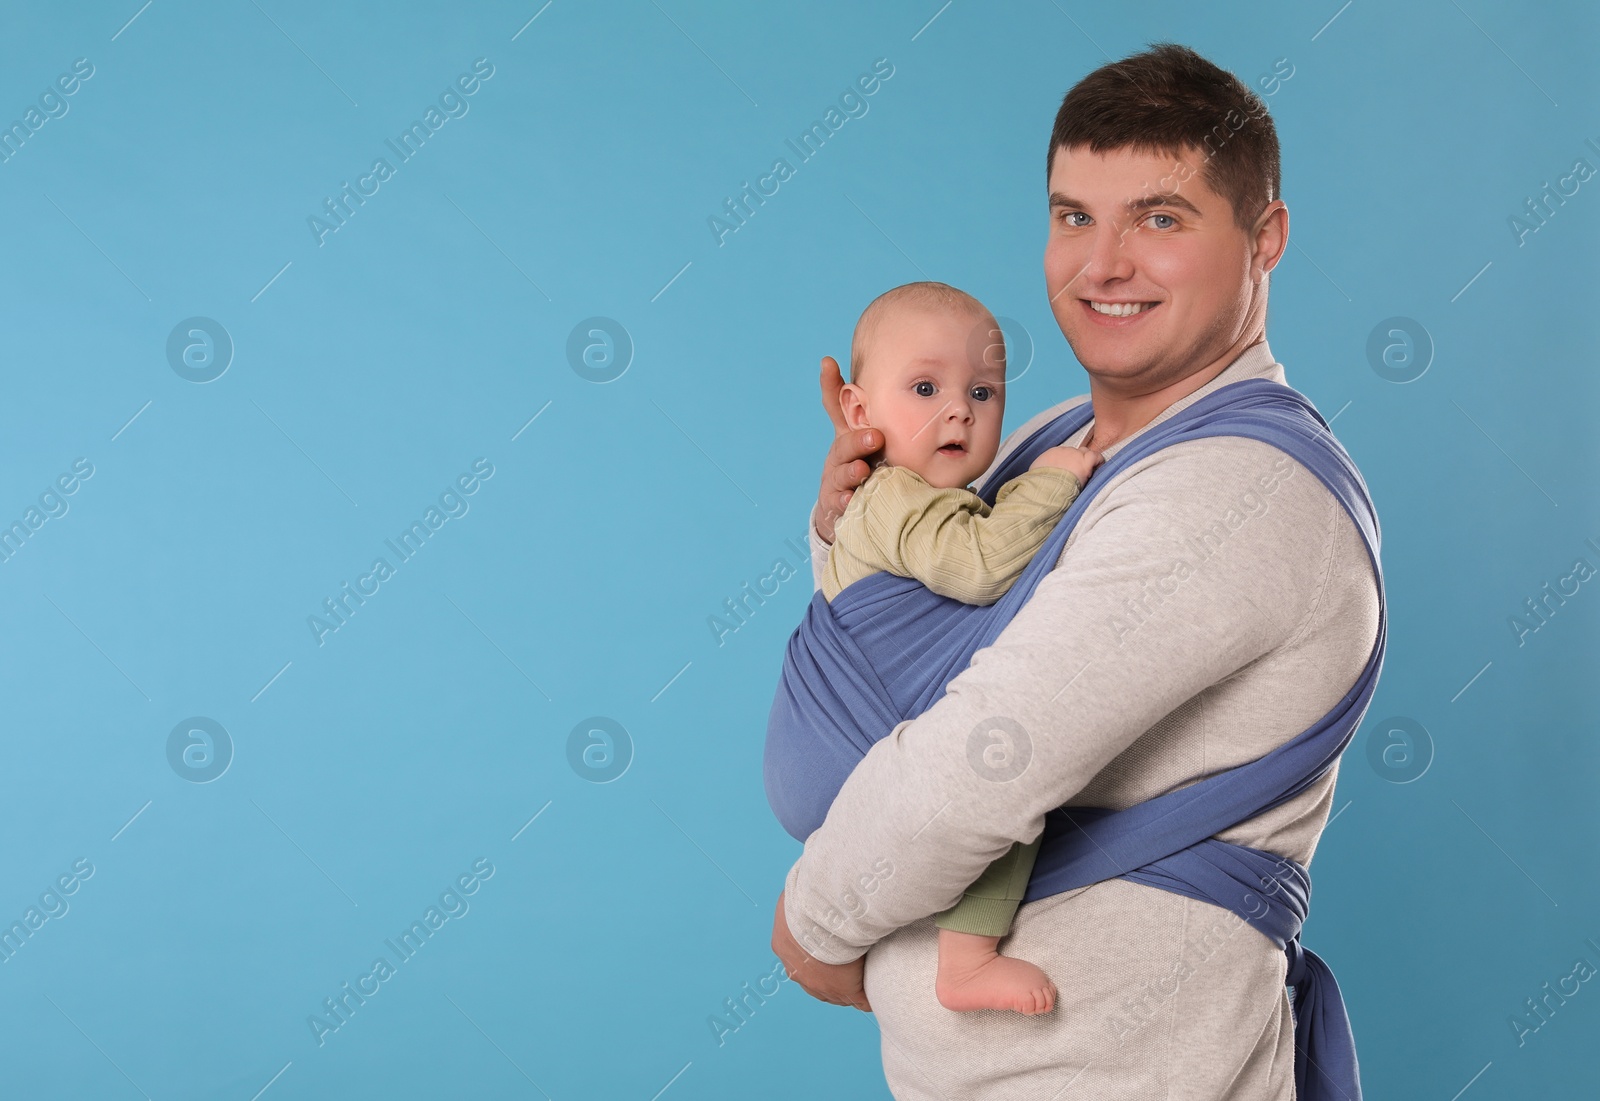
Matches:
[971,385,994,401]
[913,380,936,397]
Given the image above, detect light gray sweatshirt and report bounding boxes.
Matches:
[784,340,1380,1100]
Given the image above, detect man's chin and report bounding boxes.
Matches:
[1063,334,1158,380]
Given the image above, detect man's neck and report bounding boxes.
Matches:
[1082,331,1266,452]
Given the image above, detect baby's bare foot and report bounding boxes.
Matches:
[936,931,1057,1015]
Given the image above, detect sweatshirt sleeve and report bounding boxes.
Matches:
[782,437,1356,964]
[853,466,1083,605]
[808,504,832,594]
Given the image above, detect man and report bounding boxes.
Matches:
[771,43,1380,1099]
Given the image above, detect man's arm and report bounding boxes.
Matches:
[784,438,1350,963]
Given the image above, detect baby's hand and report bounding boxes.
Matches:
[1030,445,1103,485]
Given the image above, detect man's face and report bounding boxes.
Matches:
[1043,143,1263,392]
[843,304,1005,490]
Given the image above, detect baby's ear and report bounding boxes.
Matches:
[837,384,869,430]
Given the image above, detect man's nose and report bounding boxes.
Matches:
[1077,222,1136,286]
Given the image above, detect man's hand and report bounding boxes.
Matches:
[814,355,881,545]
[772,890,872,1012]
[1030,444,1103,486]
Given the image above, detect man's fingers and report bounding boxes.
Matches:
[831,430,879,463]
[828,439,878,487]
[842,456,869,490]
[813,385,879,544]
[822,453,874,518]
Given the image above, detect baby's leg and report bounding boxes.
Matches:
[931,838,1055,1014]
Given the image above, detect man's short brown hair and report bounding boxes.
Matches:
[849,281,995,387]
[1047,43,1281,233]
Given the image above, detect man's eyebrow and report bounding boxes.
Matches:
[1049,191,1204,217]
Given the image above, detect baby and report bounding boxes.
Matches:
[818,280,1102,1015]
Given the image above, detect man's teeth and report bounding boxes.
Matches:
[1088,301,1153,317]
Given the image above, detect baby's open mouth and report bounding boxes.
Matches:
[938,443,965,454]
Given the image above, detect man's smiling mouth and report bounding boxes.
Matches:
[1085,300,1158,317]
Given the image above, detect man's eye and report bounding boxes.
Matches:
[971,386,994,401]
[1058,211,1089,227]
[914,381,936,397]
[1148,213,1177,230]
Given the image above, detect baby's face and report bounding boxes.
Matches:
[846,304,1005,490]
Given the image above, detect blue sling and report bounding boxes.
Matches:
[765,376,1382,1101]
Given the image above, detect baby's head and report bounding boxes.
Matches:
[839,281,1005,490]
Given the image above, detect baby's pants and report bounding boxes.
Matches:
[931,837,1042,936]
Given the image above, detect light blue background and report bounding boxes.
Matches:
[0,1,1595,1098]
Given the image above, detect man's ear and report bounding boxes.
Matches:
[1251,199,1289,281]
[838,383,871,431]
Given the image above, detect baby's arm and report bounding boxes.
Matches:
[1029,443,1102,484]
[853,461,1093,605]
